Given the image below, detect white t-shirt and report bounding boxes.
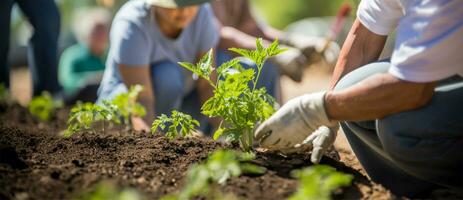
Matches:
[357,0,463,83]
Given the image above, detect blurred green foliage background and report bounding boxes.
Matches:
[252,0,358,29]
[55,0,359,30]
[11,0,359,38]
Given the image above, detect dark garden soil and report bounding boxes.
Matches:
[0,104,452,200]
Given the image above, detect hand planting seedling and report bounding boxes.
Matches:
[161,150,265,200]
[151,110,200,140]
[111,84,146,129]
[28,91,63,122]
[65,101,120,137]
[179,38,285,151]
[289,165,353,200]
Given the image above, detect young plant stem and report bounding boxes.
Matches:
[127,114,133,131]
[103,121,106,135]
[244,61,265,151]
[252,63,264,91]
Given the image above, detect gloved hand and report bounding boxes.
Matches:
[281,34,340,64]
[294,126,338,163]
[269,46,307,82]
[254,91,338,163]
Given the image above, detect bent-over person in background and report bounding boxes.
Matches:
[97,0,219,132]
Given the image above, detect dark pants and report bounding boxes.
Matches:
[334,61,463,197]
[0,0,61,96]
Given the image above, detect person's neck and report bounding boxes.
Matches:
[154,11,182,38]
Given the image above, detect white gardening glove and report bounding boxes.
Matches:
[295,126,338,163]
[270,46,307,82]
[254,91,338,163]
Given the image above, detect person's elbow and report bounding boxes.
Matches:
[404,81,436,110]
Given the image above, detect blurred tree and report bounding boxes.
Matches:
[252,0,359,29]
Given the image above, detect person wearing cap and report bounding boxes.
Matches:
[59,8,111,105]
[97,0,219,132]
[254,0,462,197]
[211,0,340,87]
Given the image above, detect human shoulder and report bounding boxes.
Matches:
[112,0,151,28]
[61,44,89,64]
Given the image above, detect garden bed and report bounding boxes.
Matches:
[0,104,396,200]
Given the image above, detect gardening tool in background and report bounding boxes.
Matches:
[310,2,351,64]
[282,3,352,66]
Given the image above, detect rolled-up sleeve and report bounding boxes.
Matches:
[357,0,404,36]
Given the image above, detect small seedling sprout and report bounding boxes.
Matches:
[0,83,9,104]
[28,91,62,122]
[111,84,146,130]
[65,101,120,137]
[77,181,145,200]
[161,150,265,200]
[289,165,353,200]
[151,110,200,140]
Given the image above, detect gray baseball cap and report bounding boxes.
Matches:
[146,0,211,8]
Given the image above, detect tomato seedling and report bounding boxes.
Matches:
[161,150,265,200]
[28,91,62,122]
[111,84,146,130]
[179,38,285,151]
[151,110,200,140]
[65,101,120,137]
[289,165,353,200]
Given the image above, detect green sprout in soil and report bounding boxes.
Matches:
[161,150,266,200]
[179,38,285,151]
[111,84,146,130]
[151,110,200,140]
[65,101,120,137]
[28,91,62,122]
[0,83,9,104]
[76,181,145,200]
[289,165,353,200]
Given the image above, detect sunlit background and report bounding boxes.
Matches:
[8,0,393,106]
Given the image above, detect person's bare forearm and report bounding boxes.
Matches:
[137,97,155,123]
[119,64,155,126]
[261,26,284,41]
[329,19,387,89]
[218,26,265,50]
[325,73,436,121]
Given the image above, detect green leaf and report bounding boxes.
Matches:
[151,111,199,140]
[240,163,267,175]
[213,127,224,140]
[65,101,120,137]
[111,84,146,126]
[178,49,215,87]
[28,91,60,122]
[0,83,10,104]
[289,165,353,200]
[216,58,240,79]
